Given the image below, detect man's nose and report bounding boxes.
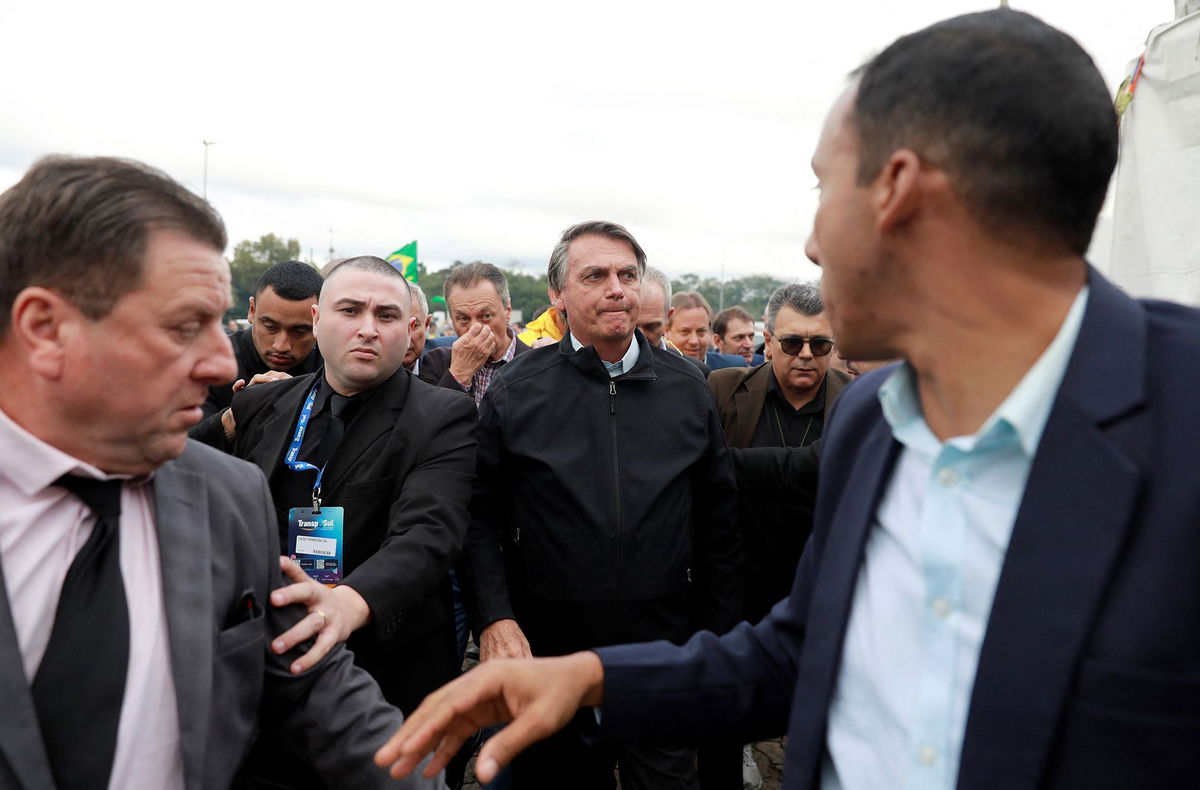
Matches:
[271,332,292,351]
[805,233,821,266]
[198,323,238,384]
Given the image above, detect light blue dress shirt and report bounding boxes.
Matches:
[822,286,1089,790]
[569,332,640,378]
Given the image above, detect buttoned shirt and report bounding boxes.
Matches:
[468,329,519,404]
[569,332,640,377]
[0,406,183,790]
[822,286,1089,790]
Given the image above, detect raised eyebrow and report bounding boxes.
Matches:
[334,297,367,309]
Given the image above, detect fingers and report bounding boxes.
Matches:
[473,701,560,782]
[278,555,311,585]
[287,616,340,673]
[231,378,248,393]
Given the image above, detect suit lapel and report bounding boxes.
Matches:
[0,568,55,788]
[153,460,213,790]
[733,366,770,447]
[787,418,901,778]
[244,378,314,483]
[957,273,1147,789]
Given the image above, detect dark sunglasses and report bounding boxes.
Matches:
[776,335,834,357]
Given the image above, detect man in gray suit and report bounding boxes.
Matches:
[0,155,439,789]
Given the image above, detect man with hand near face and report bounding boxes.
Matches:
[419,262,531,402]
[460,220,740,789]
[208,256,477,788]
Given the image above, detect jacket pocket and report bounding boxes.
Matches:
[215,614,264,656]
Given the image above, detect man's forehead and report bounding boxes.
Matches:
[812,84,859,172]
[776,308,831,334]
[324,269,408,304]
[567,234,636,268]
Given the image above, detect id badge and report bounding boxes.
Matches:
[287,506,344,586]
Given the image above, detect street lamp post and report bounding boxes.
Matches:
[202,140,216,200]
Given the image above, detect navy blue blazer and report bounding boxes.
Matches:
[597,269,1200,789]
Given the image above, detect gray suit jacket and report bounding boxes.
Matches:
[0,440,441,790]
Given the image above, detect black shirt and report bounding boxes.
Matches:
[749,371,827,448]
[271,375,374,530]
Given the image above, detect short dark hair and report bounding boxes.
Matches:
[766,283,823,335]
[713,306,754,338]
[852,9,1117,255]
[443,261,511,308]
[548,221,648,292]
[321,255,412,313]
[0,155,226,339]
[254,260,323,301]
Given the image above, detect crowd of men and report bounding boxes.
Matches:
[4,9,1200,790]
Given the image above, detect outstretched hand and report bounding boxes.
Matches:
[374,651,605,783]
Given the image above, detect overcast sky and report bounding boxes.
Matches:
[0,1,1172,284]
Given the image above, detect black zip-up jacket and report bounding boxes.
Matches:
[464,330,742,645]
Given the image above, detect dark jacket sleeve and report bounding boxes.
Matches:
[187,410,228,449]
[730,441,822,504]
[417,346,471,395]
[461,388,517,632]
[340,392,479,642]
[689,400,743,636]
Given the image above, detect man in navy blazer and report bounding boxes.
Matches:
[377,11,1200,790]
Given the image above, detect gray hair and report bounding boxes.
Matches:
[765,282,823,334]
[547,220,648,292]
[443,261,510,308]
[408,281,429,317]
[641,265,672,305]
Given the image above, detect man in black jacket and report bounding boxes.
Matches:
[464,220,741,789]
[200,259,324,419]
[199,256,477,788]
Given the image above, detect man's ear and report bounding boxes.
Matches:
[874,148,923,235]
[310,302,320,329]
[246,295,256,323]
[549,288,564,312]
[12,286,78,380]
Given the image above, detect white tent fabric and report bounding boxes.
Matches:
[1105,8,1200,305]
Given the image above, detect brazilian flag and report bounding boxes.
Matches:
[387,241,419,282]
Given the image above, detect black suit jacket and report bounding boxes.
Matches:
[217,368,477,683]
[597,270,1200,788]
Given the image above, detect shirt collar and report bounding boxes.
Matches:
[878,285,1089,456]
[569,332,640,376]
[0,405,143,495]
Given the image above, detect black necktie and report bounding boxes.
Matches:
[32,475,129,790]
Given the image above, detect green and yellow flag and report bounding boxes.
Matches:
[387,241,419,282]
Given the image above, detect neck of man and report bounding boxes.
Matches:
[780,377,821,411]
[587,333,634,364]
[905,247,1087,441]
[324,368,375,398]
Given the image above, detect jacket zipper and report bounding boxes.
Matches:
[609,379,621,603]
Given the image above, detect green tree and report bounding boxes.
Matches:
[670,273,788,322]
[226,233,303,321]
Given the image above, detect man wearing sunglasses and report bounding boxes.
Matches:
[709,283,850,452]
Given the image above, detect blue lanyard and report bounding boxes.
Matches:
[284,379,327,510]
